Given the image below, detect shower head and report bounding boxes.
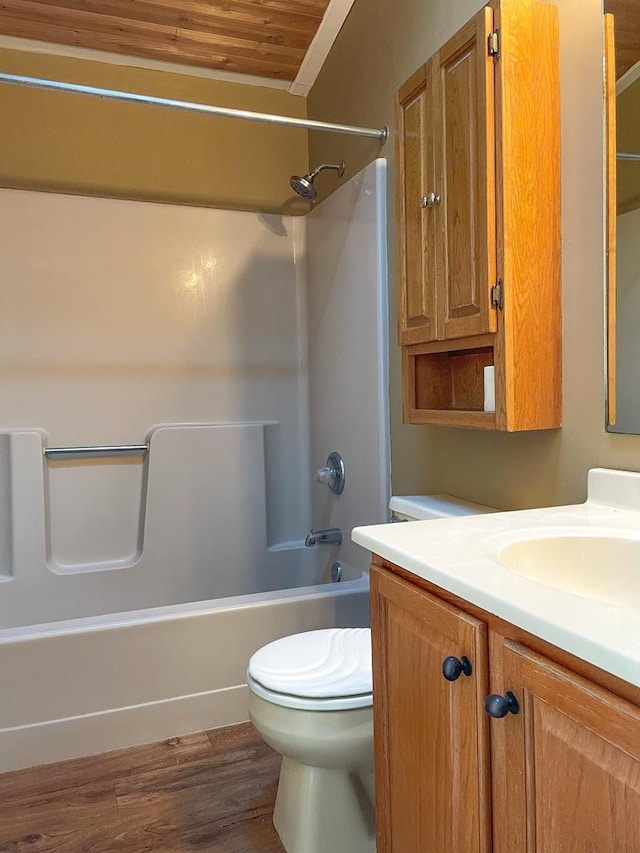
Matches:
[289,162,345,201]
[289,174,317,201]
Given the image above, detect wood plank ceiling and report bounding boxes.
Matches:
[0,0,332,81]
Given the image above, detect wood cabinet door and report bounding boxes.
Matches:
[370,566,491,853]
[396,62,438,345]
[490,638,640,853]
[433,6,497,341]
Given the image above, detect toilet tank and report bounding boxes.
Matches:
[389,494,496,522]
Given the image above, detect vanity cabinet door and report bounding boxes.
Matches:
[370,566,491,853]
[489,638,640,853]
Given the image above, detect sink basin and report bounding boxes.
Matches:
[496,532,640,608]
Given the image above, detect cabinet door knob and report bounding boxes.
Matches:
[421,192,442,208]
[442,655,472,681]
[484,691,520,718]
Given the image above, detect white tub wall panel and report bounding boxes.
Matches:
[0,188,311,565]
[306,159,390,573]
[0,191,301,401]
[0,585,369,771]
[10,431,48,589]
[1,424,319,627]
[287,215,312,550]
[143,423,268,600]
[46,456,145,569]
[0,686,250,774]
[264,216,312,549]
[0,584,367,728]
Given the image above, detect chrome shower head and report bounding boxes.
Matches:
[289,174,317,200]
[289,162,345,201]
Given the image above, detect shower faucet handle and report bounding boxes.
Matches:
[313,452,345,495]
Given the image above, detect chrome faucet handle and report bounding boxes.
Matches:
[314,466,333,484]
[313,452,345,495]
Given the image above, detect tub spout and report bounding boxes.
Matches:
[304,528,343,547]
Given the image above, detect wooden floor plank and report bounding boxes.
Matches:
[206,722,265,756]
[0,779,118,841]
[0,723,284,853]
[0,731,214,799]
[115,758,273,824]
[176,812,287,852]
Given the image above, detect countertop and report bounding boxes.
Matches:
[352,469,640,688]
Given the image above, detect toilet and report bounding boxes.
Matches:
[248,628,374,853]
[248,494,495,853]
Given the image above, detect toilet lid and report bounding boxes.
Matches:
[248,628,372,699]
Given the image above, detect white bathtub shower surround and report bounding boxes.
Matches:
[1,423,325,627]
[0,161,389,771]
[306,159,390,573]
[0,189,311,552]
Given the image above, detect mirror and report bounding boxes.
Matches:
[605,0,640,433]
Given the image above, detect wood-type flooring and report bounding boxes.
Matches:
[0,722,285,852]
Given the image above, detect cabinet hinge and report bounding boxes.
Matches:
[491,279,504,311]
[488,29,500,59]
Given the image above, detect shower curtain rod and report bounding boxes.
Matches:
[0,72,389,142]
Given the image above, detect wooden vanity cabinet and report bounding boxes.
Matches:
[395,0,561,431]
[490,636,640,852]
[370,567,491,852]
[370,562,640,853]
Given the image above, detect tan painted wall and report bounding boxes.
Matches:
[0,49,309,213]
[309,0,640,511]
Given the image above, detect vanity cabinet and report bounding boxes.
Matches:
[395,0,561,430]
[370,567,491,852]
[490,637,640,852]
[370,562,640,853]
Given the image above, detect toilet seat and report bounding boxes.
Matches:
[247,673,372,711]
[247,628,373,711]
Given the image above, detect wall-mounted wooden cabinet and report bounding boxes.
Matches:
[371,563,640,852]
[395,0,562,430]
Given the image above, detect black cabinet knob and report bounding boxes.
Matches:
[484,691,520,718]
[442,655,472,681]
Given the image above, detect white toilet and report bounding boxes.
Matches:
[248,494,495,853]
[248,627,374,853]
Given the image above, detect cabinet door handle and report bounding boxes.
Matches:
[421,192,442,208]
[484,691,520,718]
[442,655,472,681]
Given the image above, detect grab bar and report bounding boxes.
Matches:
[43,444,149,461]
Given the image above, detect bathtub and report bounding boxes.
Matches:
[0,160,389,774]
[0,562,370,773]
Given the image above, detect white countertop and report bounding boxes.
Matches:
[352,468,640,688]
